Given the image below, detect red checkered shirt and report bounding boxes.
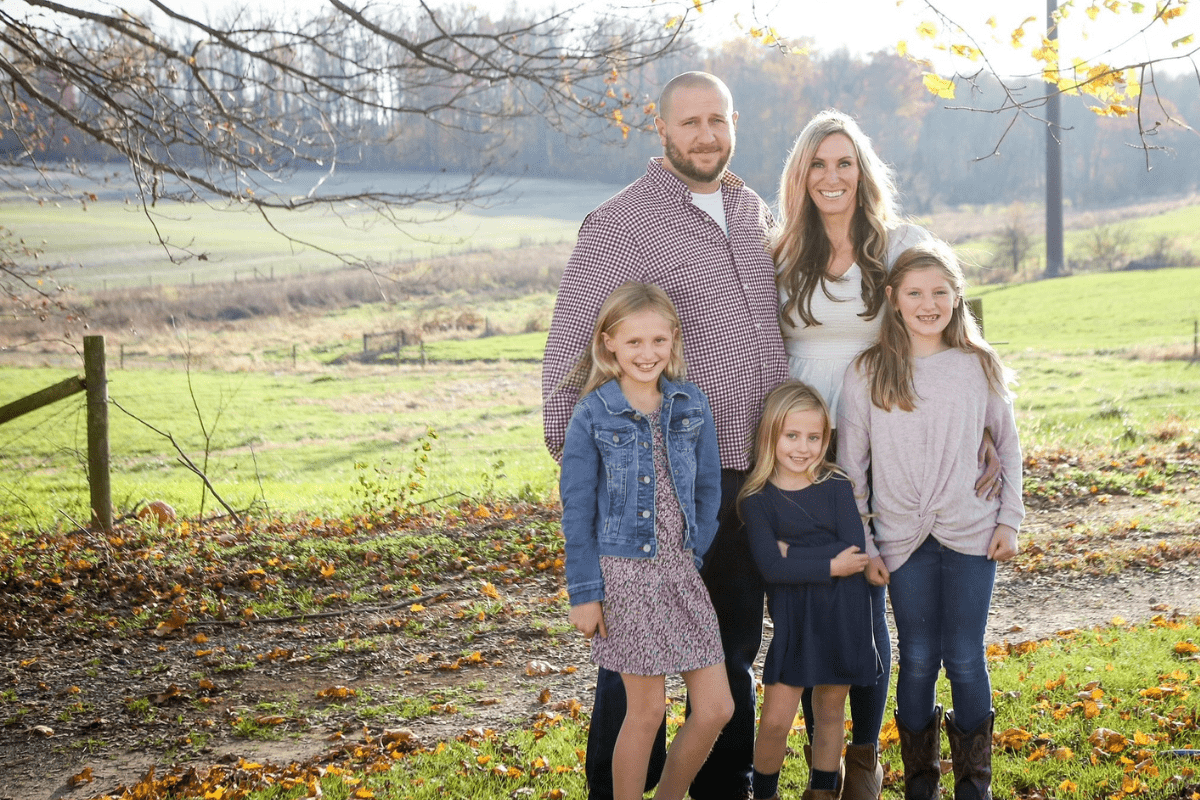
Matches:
[542,158,789,470]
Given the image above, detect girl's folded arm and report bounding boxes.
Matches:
[744,495,834,585]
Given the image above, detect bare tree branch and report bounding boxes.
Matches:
[0,0,688,317]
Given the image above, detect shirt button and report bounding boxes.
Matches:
[683,418,691,427]
[642,476,650,484]
[642,544,651,552]
[642,510,651,518]
[612,434,619,443]
[633,413,641,420]
[642,442,649,448]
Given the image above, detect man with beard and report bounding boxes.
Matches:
[542,71,789,800]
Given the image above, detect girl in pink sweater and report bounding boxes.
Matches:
[837,240,1023,800]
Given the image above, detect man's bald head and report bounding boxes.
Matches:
[657,72,734,122]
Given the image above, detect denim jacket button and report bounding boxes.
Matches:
[683,418,690,427]
[642,441,648,448]
[642,544,651,552]
[612,434,619,443]
[642,476,650,484]
[641,510,650,518]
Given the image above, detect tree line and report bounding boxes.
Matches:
[4,4,1198,219]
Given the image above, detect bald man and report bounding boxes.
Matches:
[543,72,789,800]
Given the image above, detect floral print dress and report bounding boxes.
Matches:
[591,410,724,676]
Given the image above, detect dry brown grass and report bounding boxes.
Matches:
[0,242,571,367]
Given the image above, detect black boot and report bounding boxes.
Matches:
[896,705,942,800]
[944,709,994,800]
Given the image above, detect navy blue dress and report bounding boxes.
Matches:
[741,477,880,687]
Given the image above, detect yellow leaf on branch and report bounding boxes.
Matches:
[1173,33,1195,47]
[917,21,938,39]
[922,73,956,99]
[1161,5,1186,22]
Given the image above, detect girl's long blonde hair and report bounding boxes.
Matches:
[564,282,687,398]
[774,109,898,329]
[738,381,839,512]
[855,240,1013,412]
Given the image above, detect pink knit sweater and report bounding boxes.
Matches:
[837,347,1024,572]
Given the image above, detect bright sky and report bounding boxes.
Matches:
[15,0,1198,77]
[677,0,1198,78]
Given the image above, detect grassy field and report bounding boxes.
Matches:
[1,199,579,290]
[3,203,1200,530]
[974,266,1199,353]
[0,363,556,531]
[954,201,1200,277]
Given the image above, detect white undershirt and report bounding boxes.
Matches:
[691,190,728,236]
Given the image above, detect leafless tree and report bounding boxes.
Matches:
[0,0,687,318]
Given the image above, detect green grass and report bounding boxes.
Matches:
[3,264,1199,530]
[972,267,1200,353]
[1,199,577,290]
[0,362,556,529]
[1009,353,1200,451]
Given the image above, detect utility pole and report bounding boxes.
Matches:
[1045,0,1065,278]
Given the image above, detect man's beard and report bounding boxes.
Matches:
[663,135,734,185]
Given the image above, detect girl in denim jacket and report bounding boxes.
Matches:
[560,282,732,800]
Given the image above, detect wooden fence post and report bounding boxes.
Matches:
[84,335,113,532]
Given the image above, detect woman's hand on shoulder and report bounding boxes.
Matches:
[831,545,869,578]
[865,555,890,586]
[776,539,789,558]
[987,524,1019,562]
[975,428,1002,499]
[569,601,608,639]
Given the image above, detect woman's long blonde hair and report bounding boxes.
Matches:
[774,109,898,329]
[563,282,687,398]
[737,381,839,512]
[855,240,1013,412]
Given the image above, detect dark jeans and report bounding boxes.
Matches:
[889,536,996,732]
[585,469,763,800]
[800,582,892,745]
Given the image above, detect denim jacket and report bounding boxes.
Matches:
[559,377,722,606]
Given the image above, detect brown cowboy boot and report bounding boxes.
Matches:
[842,742,884,800]
[944,709,994,800]
[896,705,943,800]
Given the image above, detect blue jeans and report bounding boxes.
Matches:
[585,469,762,800]
[888,536,996,733]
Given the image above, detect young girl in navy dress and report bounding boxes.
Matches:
[739,381,880,800]
[838,240,1023,800]
[560,281,733,800]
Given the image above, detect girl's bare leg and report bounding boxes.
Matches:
[753,682,806,776]
[616,673,668,800]
[810,684,851,773]
[653,662,734,800]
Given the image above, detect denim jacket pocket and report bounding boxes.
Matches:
[667,411,705,473]
[593,422,636,536]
